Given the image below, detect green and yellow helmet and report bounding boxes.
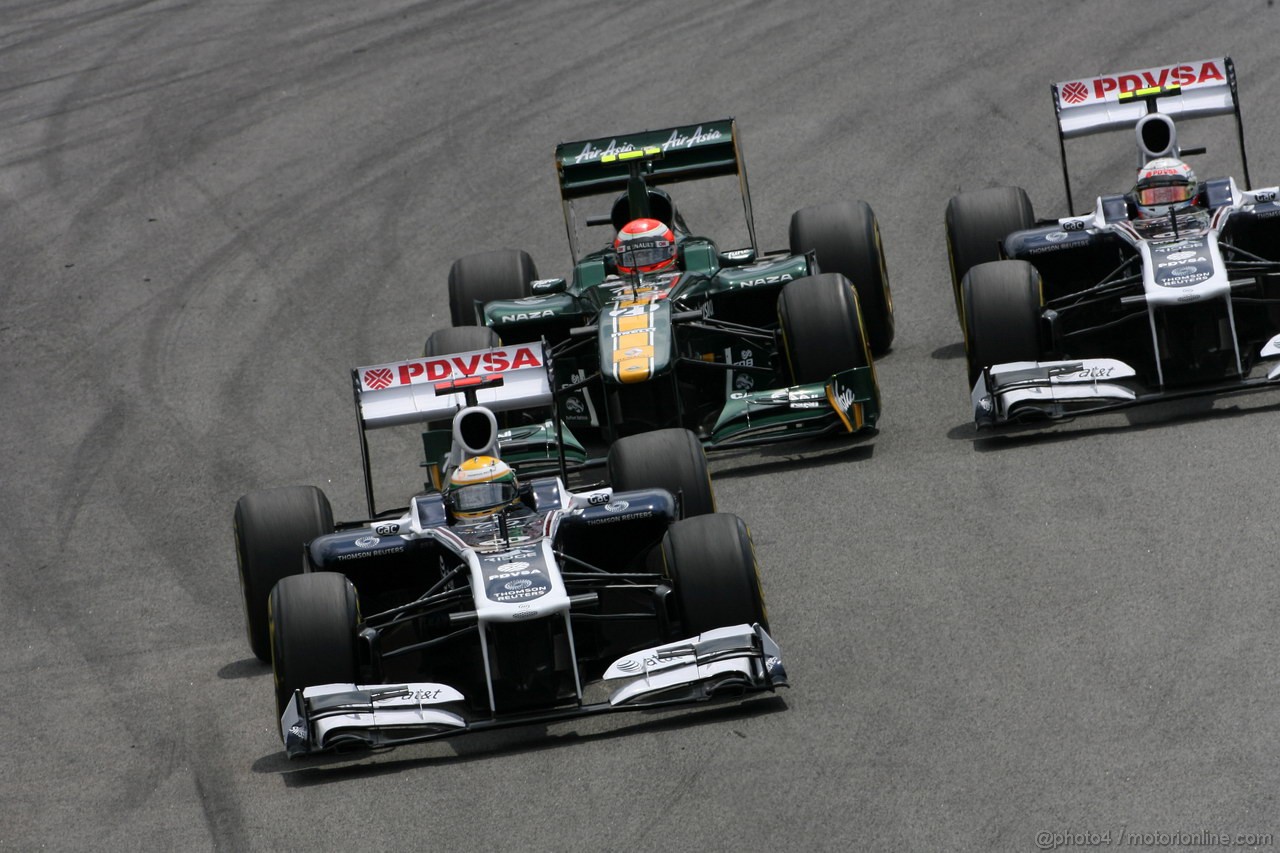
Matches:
[445,455,519,518]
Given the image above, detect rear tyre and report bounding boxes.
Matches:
[269,572,359,721]
[945,186,1035,322]
[423,325,501,358]
[777,273,872,385]
[235,485,334,662]
[789,200,895,356]
[448,249,537,326]
[962,260,1044,387]
[662,513,768,635]
[607,427,715,518]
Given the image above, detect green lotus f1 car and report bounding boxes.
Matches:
[423,119,893,468]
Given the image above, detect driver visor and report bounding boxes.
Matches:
[451,482,517,512]
[1137,184,1193,205]
[618,239,673,270]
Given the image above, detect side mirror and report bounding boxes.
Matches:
[531,277,567,295]
[718,248,756,267]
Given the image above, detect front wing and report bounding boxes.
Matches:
[972,355,1280,427]
[280,624,786,757]
[707,365,879,447]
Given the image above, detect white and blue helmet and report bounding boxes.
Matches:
[1134,158,1198,219]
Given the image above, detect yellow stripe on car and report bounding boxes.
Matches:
[1118,82,1181,101]
[614,332,650,351]
[601,146,662,164]
[825,385,863,432]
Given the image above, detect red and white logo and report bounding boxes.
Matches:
[359,345,544,392]
[1058,59,1227,107]
[363,367,394,390]
[1061,81,1089,104]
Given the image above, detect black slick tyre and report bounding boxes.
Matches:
[234,485,334,662]
[789,200,895,356]
[962,260,1044,387]
[607,427,715,518]
[777,272,872,385]
[662,513,768,635]
[269,572,359,721]
[424,325,500,358]
[944,186,1035,322]
[448,249,537,326]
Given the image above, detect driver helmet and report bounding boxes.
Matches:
[1133,157,1199,218]
[445,455,519,518]
[614,218,677,275]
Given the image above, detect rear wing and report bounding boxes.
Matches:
[351,343,551,515]
[1050,57,1250,211]
[553,118,758,261]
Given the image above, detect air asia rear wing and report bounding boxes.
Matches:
[553,118,757,261]
[351,344,551,516]
[1050,57,1249,212]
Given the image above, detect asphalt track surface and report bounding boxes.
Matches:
[5,2,1280,851]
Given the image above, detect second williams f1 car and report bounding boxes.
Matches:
[945,57,1280,427]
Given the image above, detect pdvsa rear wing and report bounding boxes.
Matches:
[554,118,758,261]
[1050,57,1250,212]
[351,344,551,515]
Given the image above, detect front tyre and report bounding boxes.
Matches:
[962,260,1044,387]
[423,325,500,358]
[269,572,359,721]
[607,427,715,518]
[662,513,768,636]
[234,485,334,662]
[777,272,872,385]
[789,200,894,356]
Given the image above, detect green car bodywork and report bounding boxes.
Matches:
[440,119,883,474]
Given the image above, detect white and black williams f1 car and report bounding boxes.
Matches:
[233,348,783,757]
[945,57,1280,427]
